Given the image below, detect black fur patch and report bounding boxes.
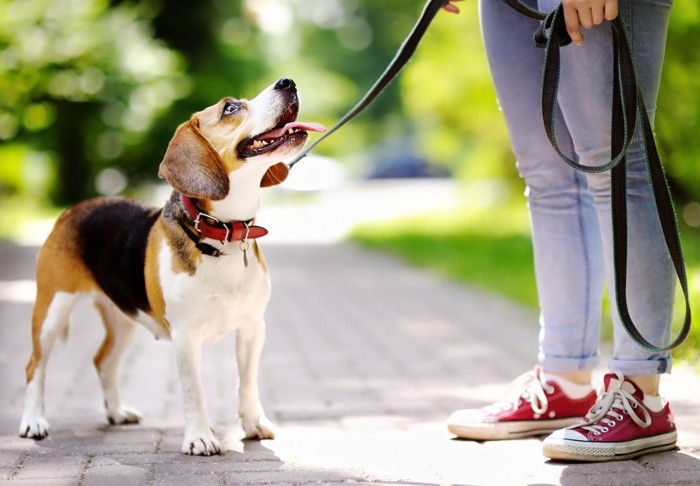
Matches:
[76,198,162,316]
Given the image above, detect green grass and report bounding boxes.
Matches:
[353,199,538,309]
[351,197,700,365]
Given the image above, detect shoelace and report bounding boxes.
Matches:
[492,369,554,415]
[578,373,651,436]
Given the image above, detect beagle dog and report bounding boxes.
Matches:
[18,78,324,455]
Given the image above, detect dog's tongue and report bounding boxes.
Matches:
[259,122,326,140]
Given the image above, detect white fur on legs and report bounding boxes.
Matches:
[93,298,142,426]
[237,323,276,440]
[19,292,77,439]
[171,330,221,455]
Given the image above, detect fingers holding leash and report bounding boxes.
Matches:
[563,0,618,45]
[442,0,464,15]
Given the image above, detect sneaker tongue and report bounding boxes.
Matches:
[603,373,642,399]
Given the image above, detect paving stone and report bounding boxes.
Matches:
[11,451,87,480]
[81,464,151,486]
[1,239,699,486]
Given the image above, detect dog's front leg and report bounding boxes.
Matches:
[237,323,276,440]
[171,331,221,455]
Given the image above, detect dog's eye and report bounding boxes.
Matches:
[222,102,242,118]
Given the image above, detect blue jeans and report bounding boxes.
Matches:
[478,0,674,375]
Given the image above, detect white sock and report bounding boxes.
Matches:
[643,394,666,412]
[541,372,593,399]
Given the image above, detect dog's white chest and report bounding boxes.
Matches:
[159,242,270,341]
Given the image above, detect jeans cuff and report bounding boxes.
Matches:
[539,354,599,372]
[608,356,672,376]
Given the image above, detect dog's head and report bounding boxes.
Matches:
[158,78,324,200]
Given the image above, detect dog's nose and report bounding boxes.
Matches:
[274,78,296,92]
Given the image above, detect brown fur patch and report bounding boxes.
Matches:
[253,241,267,273]
[92,302,115,372]
[158,119,230,201]
[144,220,170,331]
[26,207,100,383]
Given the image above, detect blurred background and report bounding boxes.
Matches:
[1,0,698,359]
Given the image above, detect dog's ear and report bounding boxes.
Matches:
[158,119,230,200]
[260,162,289,187]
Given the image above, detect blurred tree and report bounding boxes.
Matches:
[656,2,700,210]
[244,0,436,166]
[400,0,700,208]
[145,0,272,162]
[1,0,698,209]
[400,1,512,184]
[0,0,188,204]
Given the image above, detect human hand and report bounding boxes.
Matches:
[563,0,618,45]
[442,0,464,14]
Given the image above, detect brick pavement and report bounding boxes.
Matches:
[1,237,699,485]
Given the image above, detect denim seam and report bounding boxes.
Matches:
[574,171,594,369]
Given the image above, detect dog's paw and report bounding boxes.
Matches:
[182,431,221,456]
[242,416,276,440]
[107,405,142,426]
[19,415,50,440]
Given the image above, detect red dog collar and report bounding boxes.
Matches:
[181,195,268,243]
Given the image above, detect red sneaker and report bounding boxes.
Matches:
[447,366,597,440]
[543,373,677,462]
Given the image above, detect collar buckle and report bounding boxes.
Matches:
[194,211,230,243]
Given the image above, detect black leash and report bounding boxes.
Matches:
[500,0,690,352]
[286,0,449,169]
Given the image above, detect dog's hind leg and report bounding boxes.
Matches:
[20,290,78,439]
[93,298,142,426]
[236,322,276,440]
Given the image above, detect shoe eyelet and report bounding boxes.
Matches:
[601,427,609,432]
[593,431,601,436]
[608,421,616,427]
[615,413,624,421]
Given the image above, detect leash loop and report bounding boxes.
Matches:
[534,5,572,48]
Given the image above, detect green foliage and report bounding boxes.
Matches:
[0,0,189,203]
[656,2,700,207]
[353,198,538,308]
[400,2,513,182]
[1,0,699,209]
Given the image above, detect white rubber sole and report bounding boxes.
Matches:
[542,430,678,462]
[447,417,582,441]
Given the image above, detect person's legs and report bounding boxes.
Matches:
[539,0,674,390]
[447,0,603,440]
[448,0,677,448]
[480,0,605,375]
[536,0,677,461]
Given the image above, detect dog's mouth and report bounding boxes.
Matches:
[237,103,325,159]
